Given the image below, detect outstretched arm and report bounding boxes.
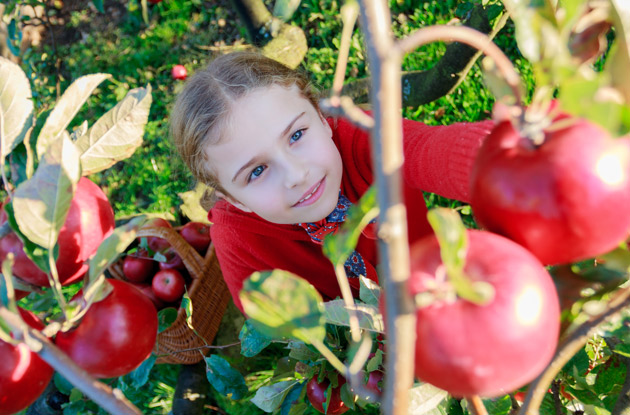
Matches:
[402,118,494,202]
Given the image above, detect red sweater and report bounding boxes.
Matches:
[209,116,494,312]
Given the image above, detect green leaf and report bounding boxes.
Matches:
[273,0,302,20]
[427,208,494,305]
[0,57,33,159]
[322,186,378,266]
[359,275,381,307]
[88,216,148,283]
[340,382,356,410]
[122,354,156,388]
[594,355,626,395]
[287,341,320,361]
[204,354,248,400]
[366,349,383,372]
[36,73,111,159]
[63,400,89,415]
[158,307,178,333]
[613,343,630,358]
[3,203,49,273]
[53,373,75,395]
[482,395,512,415]
[407,382,449,415]
[239,270,326,343]
[13,133,81,250]
[182,291,194,329]
[558,74,624,136]
[75,85,152,175]
[251,380,301,412]
[239,319,273,357]
[280,382,305,415]
[178,182,211,223]
[91,0,104,12]
[323,299,384,333]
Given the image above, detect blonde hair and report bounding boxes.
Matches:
[170,51,319,201]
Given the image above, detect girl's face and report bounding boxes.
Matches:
[206,84,343,224]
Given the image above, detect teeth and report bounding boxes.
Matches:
[298,182,320,204]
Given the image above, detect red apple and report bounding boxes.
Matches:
[141,218,172,254]
[55,279,158,378]
[470,111,630,265]
[158,248,185,271]
[396,229,560,397]
[130,283,166,310]
[0,308,54,415]
[171,65,187,81]
[179,222,211,254]
[152,269,186,302]
[122,249,156,283]
[306,375,349,415]
[0,177,115,286]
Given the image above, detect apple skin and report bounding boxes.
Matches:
[122,249,156,283]
[405,229,560,398]
[158,248,186,271]
[0,177,115,286]
[0,308,54,415]
[179,222,211,254]
[152,269,186,303]
[130,283,166,310]
[171,65,187,81]
[470,115,630,265]
[141,218,172,254]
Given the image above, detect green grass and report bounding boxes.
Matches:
[14,0,535,413]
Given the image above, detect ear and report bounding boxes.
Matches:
[216,191,252,213]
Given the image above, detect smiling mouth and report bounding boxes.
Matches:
[293,178,325,207]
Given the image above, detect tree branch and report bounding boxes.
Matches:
[518,286,630,415]
[0,307,143,415]
[341,4,507,107]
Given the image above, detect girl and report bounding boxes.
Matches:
[170,51,494,313]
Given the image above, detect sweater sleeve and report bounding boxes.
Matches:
[402,118,494,202]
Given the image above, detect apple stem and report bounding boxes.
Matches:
[310,337,348,376]
[47,249,68,316]
[334,263,363,343]
[518,283,630,415]
[467,395,489,415]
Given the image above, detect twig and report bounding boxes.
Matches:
[357,1,416,414]
[319,96,374,131]
[519,286,630,415]
[550,381,564,415]
[468,395,489,415]
[0,307,143,415]
[330,2,359,99]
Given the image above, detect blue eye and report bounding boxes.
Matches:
[290,129,304,143]
[248,165,266,182]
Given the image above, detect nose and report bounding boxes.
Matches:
[282,154,308,188]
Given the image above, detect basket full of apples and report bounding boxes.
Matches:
[108,218,230,365]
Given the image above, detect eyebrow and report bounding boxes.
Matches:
[231,111,306,183]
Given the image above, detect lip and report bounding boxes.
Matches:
[293,178,326,207]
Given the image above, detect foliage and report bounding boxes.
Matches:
[4,0,630,414]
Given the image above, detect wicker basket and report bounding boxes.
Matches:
[109,225,230,365]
